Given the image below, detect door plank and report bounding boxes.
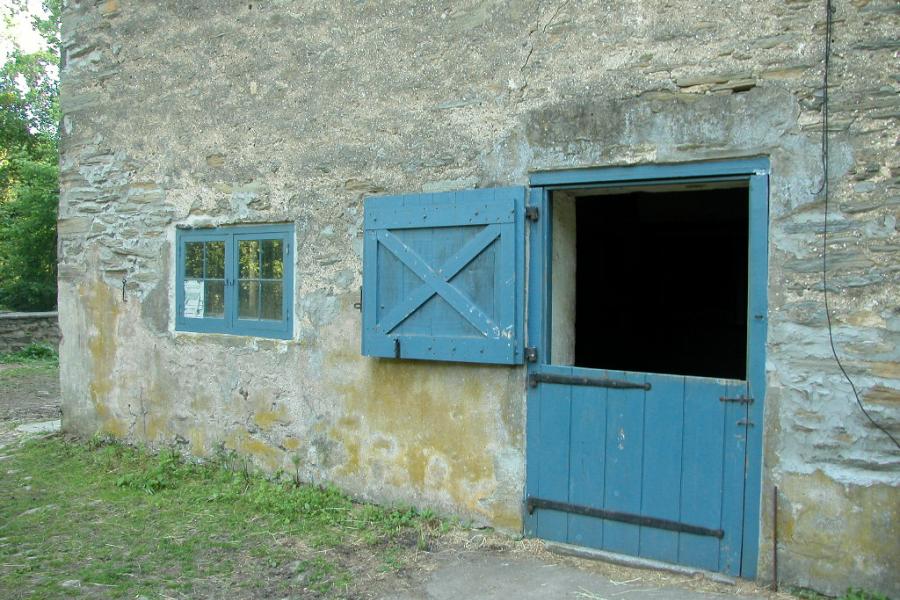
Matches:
[638,373,685,563]
[524,375,542,537]
[567,382,607,548]
[678,377,727,572]
[536,380,572,543]
[719,380,749,576]
[602,370,645,556]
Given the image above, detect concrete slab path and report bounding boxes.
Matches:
[14,419,60,434]
[383,552,773,600]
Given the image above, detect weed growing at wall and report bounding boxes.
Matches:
[0,342,57,364]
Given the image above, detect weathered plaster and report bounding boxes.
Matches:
[774,471,899,594]
[59,0,898,595]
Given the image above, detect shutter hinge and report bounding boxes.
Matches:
[525,206,539,222]
[353,286,362,310]
[737,418,755,427]
[524,347,538,362]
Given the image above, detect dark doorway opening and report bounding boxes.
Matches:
[553,185,749,380]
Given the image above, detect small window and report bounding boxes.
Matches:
[176,224,293,339]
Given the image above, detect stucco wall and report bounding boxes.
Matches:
[59,1,898,595]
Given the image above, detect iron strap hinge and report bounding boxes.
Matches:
[525,206,539,222]
[528,372,651,391]
[720,395,754,404]
[526,496,724,539]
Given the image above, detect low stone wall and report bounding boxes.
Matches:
[0,312,60,354]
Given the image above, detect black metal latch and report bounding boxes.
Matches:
[524,347,538,363]
[525,206,539,222]
[720,395,753,404]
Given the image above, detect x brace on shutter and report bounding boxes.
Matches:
[376,227,502,337]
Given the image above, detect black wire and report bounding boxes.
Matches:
[821,0,900,450]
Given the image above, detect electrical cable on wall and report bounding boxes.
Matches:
[820,0,900,450]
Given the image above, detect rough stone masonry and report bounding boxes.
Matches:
[58,1,897,596]
[0,312,60,354]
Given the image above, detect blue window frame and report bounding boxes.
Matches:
[176,224,294,339]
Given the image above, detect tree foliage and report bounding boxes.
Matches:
[0,0,60,311]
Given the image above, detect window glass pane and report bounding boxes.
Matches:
[260,239,284,279]
[204,280,225,318]
[260,282,283,320]
[239,240,260,279]
[206,241,225,278]
[183,279,205,318]
[185,242,204,278]
[238,281,260,320]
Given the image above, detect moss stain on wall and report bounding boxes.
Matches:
[778,470,899,590]
[225,429,284,471]
[81,279,125,437]
[330,357,509,522]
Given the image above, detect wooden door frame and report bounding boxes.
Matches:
[524,157,769,578]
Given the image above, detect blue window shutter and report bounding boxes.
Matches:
[362,187,526,365]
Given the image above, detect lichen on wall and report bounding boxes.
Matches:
[774,471,899,595]
[326,354,524,529]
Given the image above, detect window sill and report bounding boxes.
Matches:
[170,329,299,349]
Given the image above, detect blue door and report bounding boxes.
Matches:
[525,161,768,578]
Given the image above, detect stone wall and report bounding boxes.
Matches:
[0,312,60,354]
[59,1,898,595]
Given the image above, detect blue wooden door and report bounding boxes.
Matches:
[525,165,768,578]
[526,366,750,574]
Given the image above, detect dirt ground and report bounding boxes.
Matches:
[0,363,60,422]
[0,364,797,600]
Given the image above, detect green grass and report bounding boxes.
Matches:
[0,363,56,380]
[0,437,446,599]
[0,343,58,384]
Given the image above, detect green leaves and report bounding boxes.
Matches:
[0,149,58,310]
[0,0,59,311]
